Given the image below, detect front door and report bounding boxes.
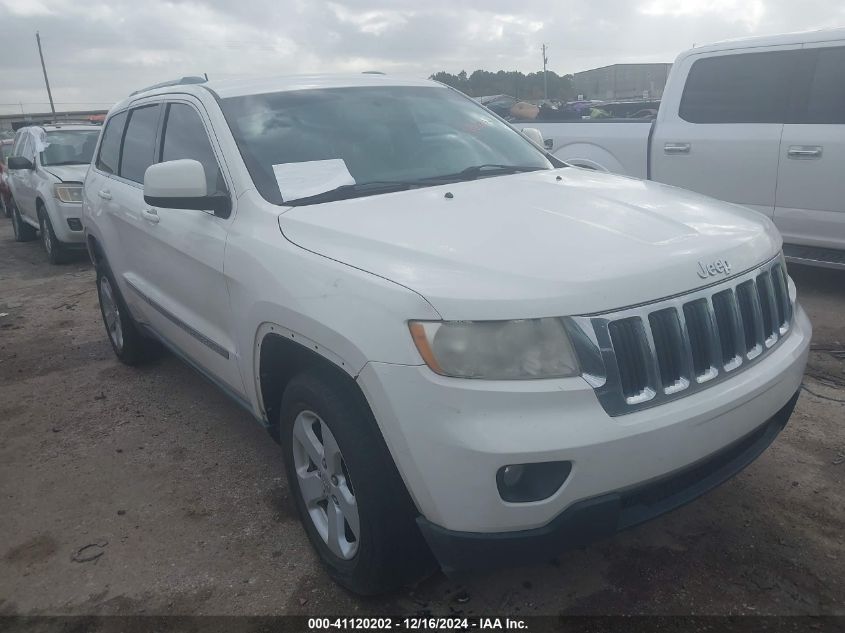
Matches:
[650,47,803,220]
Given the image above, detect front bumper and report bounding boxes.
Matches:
[47,200,85,244]
[418,390,798,572]
[357,305,810,538]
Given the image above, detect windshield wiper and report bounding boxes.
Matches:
[44,160,88,166]
[421,164,546,182]
[285,180,436,206]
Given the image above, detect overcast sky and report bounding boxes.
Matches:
[1,0,844,114]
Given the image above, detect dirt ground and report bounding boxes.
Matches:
[0,219,843,618]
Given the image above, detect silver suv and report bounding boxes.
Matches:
[7,124,100,263]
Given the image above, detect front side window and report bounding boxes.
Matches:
[803,47,845,124]
[96,111,128,175]
[679,50,800,124]
[41,130,100,166]
[160,103,225,195]
[221,85,552,205]
[18,134,34,161]
[120,105,161,183]
[12,131,24,156]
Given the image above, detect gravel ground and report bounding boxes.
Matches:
[0,219,843,617]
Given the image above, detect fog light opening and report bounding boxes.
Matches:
[496,461,572,503]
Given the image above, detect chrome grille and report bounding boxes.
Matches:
[567,256,794,416]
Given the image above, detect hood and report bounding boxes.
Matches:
[278,168,782,320]
[41,164,88,183]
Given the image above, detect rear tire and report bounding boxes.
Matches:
[279,369,436,595]
[38,205,70,264]
[11,199,37,242]
[96,262,162,365]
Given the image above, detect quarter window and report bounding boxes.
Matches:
[160,103,225,195]
[120,105,161,183]
[679,51,799,124]
[96,110,128,175]
[803,47,845,124]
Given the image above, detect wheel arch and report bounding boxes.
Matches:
[254,323,370,441]
[553,142,626,174]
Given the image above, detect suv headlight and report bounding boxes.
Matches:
[53,184,83,203]
[409,318,580,379]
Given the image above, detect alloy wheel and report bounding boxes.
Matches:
[99,276,124,351]
[40,214,52,254]
[292,410,360,560]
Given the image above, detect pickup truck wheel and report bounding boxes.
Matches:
[279,370,436,595]
[10,199,37,242]
[38,206,70,264]
[96,264,162,365]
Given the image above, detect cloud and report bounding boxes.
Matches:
[0,0,843,114]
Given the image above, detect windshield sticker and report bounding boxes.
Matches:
[273,159,355,202]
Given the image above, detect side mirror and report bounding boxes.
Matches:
[7,156,34,170]
[521,127,545,149]
[143,159,230,217]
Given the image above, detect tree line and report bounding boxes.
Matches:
[429,70,576,101]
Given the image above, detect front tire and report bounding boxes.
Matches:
[96,263,161,365]
[11,199,37,242]
[38,206,70,264]
[279,369,435,595]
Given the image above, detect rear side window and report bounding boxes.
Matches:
[803,47,845,124]
[679,50,798,123]
[160,103,225,195]
[96,111,128,175]
[120,105,161,183]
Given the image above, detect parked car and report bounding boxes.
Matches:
[6,124,100,263]
[518,29,845,270]
[83,73,810,595]
[0,138,13,217]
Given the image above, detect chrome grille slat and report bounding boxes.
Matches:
[566,256,794,416]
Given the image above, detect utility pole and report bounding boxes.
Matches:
[35,31,56,115]
[541,43,549,101]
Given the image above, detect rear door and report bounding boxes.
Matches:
[123,98,243,395]
[775,43,845,253]
[651,47,803,220]
[103,103,164,324]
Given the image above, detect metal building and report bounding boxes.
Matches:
[573,63,672,101]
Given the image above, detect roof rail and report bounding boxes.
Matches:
[130,76,207,96]
[361,71,385,75]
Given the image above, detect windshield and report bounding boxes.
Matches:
[41,130,100,166]
[220,85,553,205]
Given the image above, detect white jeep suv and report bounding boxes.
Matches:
[7,124,100,263]
[82,74,811,595]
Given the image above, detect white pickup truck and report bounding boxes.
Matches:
[523,29,845,270]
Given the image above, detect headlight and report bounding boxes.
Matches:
[408,318,580,379]
[53,184,83,203]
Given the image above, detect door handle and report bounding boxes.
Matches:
[664,142,691,154]
[98,189,112,200]
[140,207,159,224]
[787,145,823,159]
